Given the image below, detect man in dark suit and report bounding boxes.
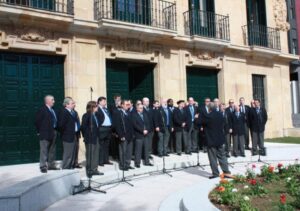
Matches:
[167,98,175,153]
[173,100,188,155]
[96,97,113,166]
[198,97,211,152]
[185,97,199,153]
[113,100,134,170]
[58,97,78,169]
[232,106,246,157]
[249,99,268,156]
[219,103,233,157]
[154,99,174,157]
[67,97,82,169]
[142,97,155,158]
[239,97,251,150]
[109,94,122,160]
[132,104,154,167]
[35,95,59,173]
[200,103,231,179]
[224,99,235,156]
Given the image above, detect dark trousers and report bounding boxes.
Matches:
[168,131,176,153]
[74,135,80,167]
[85,142,99,177]
[135,136,150,165]
[189,123,199,151]
[62,140,76,169]
[252,131,265,152]
[99,127,111,164]
[233,135,245,156]
[199,130,207,149]
[175,130,187,154]
[225,133,233,155]
[207,145,231,177]
[244,123,250,148]
[148,131,154,154]
[39,130,57,169]
[157,129,170,156]
[119,139,133,168]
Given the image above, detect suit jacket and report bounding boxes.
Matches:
[35,105,57,141]
[81,113,99,144]
[221,110,233,134]
[131,111,150,139]
[200,111,226,147]
[249,107,268,132]
[112,110,134,141]
[239,104,251,126]
[154,107,173,133]
[95,106,112,126]
[173,107,189,132]
[231,113,246,136]
[184,105,199,129]
[143,107,155,132]
[58,108,78,143]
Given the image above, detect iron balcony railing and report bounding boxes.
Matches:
[183,9,230,41]
[1,0,74,15]
[242,23,281,50]
[94,0,177,31]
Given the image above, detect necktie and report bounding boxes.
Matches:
[164,108,169,126]
[93,114,99,127]
[139,113,144,121]
[190,106,194,121]
[50,108,57,128]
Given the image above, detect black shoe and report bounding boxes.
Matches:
[145,163,154,166]
[40,168,47,173]
[164,154,169,157]
[135,164,140,168]
[105,161,113,165]
[127,166,135,170]
[226,154,230,158]
[149,156,154,159]
[209,175,219,179]
[158,154,163,158]
[241,154,246,157]
[74,164,83,169]
[93,171,104,176]
[48,167,60,170]
[252,151,258,156]
[177,153,182,156]
[245,146,251,150]
[99,164,104,167]
[185,152,192,155]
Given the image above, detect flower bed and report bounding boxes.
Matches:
[209,162,300,211]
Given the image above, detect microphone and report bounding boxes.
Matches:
[90,87,93,92]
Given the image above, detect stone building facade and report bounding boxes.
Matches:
[0,0,299,164]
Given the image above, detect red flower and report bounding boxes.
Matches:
[278,163,283,168]
[268,166,274,173]
[252,164,256,169]
[216,186,225,193]
[280,194,286,204]
[249,179,257,185]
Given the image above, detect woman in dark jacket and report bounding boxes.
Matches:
[81,101,102,177]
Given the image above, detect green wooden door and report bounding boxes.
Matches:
[186,67,218,104]
[106,60,154,104]
[0,52,64,165]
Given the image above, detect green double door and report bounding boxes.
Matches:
[106,60,154,104]
[186,67,218,104]
[0,52,64,165]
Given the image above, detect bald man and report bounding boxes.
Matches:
[35,95,59,173]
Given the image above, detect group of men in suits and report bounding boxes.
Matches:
[35,94,268,178]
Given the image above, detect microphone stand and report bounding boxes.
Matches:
[73,87,106,195]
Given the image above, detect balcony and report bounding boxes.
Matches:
[183,9,230,41]
[242,23,281,50]
[94,0,177,35]
[0,0,74,14]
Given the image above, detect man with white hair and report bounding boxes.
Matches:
[58,97,78,169]
[213,98,220,112]
[35,95,59,173]
[142,97,155,158]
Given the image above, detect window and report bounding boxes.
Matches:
[252,74,266,108]
[292,39,298,55]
